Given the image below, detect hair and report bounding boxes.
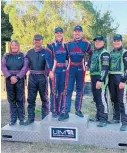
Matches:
[9,40,20,53]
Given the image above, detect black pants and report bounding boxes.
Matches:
[108,74,127,125]
[6,78,25,121]
[27,74,49,120]
[91,75,108,121]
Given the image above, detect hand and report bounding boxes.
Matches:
[96,81,102,89]
[10,76,17,84]
[85,66,89,71]
[119,82,125,89]
[49,71,54,80]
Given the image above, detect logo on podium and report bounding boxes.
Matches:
[50,127,78,141]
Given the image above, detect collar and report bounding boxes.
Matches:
[74,38,82,43]
[113,46,123,51]
[55,40,63,44]
[95,46,104,51]
[34,47,42,52]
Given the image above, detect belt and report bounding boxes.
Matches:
[8,70,20,75]
[56,63,66,67]
[70,61,82,66]
[30,70,45,74]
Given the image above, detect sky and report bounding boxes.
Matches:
[92,0,127,34]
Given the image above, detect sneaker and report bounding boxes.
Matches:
[58,112,69,121]
[108,119,120,124]
[75,111,84,117]
[52,112,58,118]
[19,119,25,125]
[89,116,100,122]
[42,113,48,120]
[24,119,34,126]
[9,120,17,126]
[120,124,127,131]
[97,121,107,127]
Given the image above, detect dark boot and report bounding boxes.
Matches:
[58,112,69,121]
[24,119,34,126]
[52,112,58,118]
[75,110,84,117]
[108,119,120,124]
[97,120,107,127]
[9,118,17,126]
[120,124,127,131]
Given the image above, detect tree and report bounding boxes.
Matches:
[1,0,13,55]
[4,1,65,51]
[90,10,118,39]
[123,34,127,49]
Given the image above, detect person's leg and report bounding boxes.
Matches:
[108,75,120,121]
[38,75,49,119]
[75,69,85,111]
[89,76,100,121]
[117,87,127,131]
[27,74,38,122]
[57,70,66,114]
[64,68,75,113]
[58,68,75,121]
[16,78,25,124]
[6,79,17,125]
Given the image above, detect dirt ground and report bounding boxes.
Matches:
[1,97,127,153]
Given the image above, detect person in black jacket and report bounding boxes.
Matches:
[24,34,49,126]
[1,40,28,126]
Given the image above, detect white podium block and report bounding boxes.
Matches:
[1,113,127,149]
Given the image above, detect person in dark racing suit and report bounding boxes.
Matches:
[45,27,68,119]
[58,25,92,121]
[1,40,28,126]
[24,34,49,126]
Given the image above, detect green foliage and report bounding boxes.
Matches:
[90,10,118,39]
[3,0,118,52]
[123,35,127,49]
[1,0,13,55]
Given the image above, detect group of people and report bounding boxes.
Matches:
[1,25,127,131]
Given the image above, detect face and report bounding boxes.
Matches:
[33,39,42,48]
[95,40,104,49]
[10,41,19,53]
[73,30,83,40]
[113,40,122,49]
[55,32,63,41]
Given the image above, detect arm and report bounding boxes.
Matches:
[16,56,29,79]
[45,44,53,71]
[100,52,110,82]
[86,42,93,69]
[1,56,12,78]
[121,51,127,83]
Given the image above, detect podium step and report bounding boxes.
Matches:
[1,113,127,149]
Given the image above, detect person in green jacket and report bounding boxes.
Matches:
[108,34,127,131]
[88,35,110,127]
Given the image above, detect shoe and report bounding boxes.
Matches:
[108,119,120,124]
[9,120,17,126]
[52,112,58,118]
[120,124,127,131]
[75,111,84,117]
[97,121,107,127]
[42,114,48,120]
[19,120,25,125]
[58,112,69,121]
[24,119,34,126]
[89,117,99,122]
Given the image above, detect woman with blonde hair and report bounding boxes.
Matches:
[1,40,28,126]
